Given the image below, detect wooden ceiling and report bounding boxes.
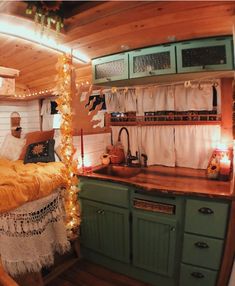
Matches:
[0,1,235,97]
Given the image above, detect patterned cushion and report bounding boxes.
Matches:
[19,130,54,160]
[24,139,55,164]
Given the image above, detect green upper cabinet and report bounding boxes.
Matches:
[176,36,234,73]
[129,44,176,78]
[92,53,129,84]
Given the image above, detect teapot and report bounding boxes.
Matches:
[100,153,111,165]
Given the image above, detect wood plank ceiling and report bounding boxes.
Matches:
[0,1,235,98]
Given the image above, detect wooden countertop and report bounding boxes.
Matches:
[79,165,235,199]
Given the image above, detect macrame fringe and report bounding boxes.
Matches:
[2,241,71,277]
[0,194,64,234]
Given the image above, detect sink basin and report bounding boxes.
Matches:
[94,165,141,178]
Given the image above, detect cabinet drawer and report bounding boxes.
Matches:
[185,199,228,238]
[180,264,217,286]
[182,233,224,270]
[80,179,129,207]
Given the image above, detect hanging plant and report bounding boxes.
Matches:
[25,1,64,35]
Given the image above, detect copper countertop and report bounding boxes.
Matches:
[79,165,235,200]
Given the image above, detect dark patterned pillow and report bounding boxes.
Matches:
[24,139,55,164]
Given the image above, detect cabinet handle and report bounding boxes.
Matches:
[96,209,102,214]
[170,226,176,232]
[100,210,105,215]
[198,207,214,215]
[149,71,155,75]
[106,77,111,81]
[191,272,205,279]
[194,241,209,249]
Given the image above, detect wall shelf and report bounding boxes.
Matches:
[106,113,221,127]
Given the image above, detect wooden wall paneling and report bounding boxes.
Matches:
[0,2,235,94]
[66,1,224,41]
[233,80,235,139]
[75,64,92,85]
[66,2,235,52]
[65,1,146,34]
[0,100,40,145]
[73,133,111,167]
[220,78,233,144]
[79,17,232,60]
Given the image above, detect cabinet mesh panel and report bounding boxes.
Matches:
[95,59,125,79]
[133,51,171,73]
[182,45,226,67]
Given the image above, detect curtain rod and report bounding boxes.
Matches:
[92,78,222,93]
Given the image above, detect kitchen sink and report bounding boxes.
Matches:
[93,165,141,178]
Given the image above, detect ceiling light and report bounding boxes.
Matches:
[0,15,90,63]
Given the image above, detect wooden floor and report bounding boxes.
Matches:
[46,260,152,286]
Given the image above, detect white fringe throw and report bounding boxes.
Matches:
[0,190,71,277]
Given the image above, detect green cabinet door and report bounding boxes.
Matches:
[129,44,176,78]
[80,199,100,251]
[132,210,177,277]
[176,36,233,73]
[92,53,129,84]
[81,199,130,263]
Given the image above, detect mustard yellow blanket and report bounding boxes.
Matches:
[0,159,67,213]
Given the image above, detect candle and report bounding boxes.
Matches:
[219,155,231,175]
[81,128,84,159]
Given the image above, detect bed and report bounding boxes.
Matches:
[0,139,70,284]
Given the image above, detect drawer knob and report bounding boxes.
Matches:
[198,207,214,215]
[194,241,209,249]
[191,272,205,279]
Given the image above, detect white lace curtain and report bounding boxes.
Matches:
[111,125,221,169]
[105,83,218,114]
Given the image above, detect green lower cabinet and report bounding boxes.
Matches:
[180,264,218,286]
[182,233,224,270]
[132,210,177,277]
[81,199,130,263]
[80,179,229,286]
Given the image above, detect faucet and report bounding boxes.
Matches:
[118,127,138,166]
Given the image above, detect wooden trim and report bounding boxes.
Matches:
[221,78,233,143]
[109,121,221,126]
[217,200,235,286]
[72,130,111,136]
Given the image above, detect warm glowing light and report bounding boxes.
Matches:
[0,15,89,63]
[84,156,92,168]
[55,54,80,239]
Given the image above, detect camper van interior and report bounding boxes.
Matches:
[1,1,235,286]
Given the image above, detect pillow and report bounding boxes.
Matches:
[0,134,26,161]
[55,145,62,161]
[24,139,55,164]
[19,130,54,160]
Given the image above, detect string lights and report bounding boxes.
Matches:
[13,80,91,99]
[14,88,54,99]
[55,53,80,239]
